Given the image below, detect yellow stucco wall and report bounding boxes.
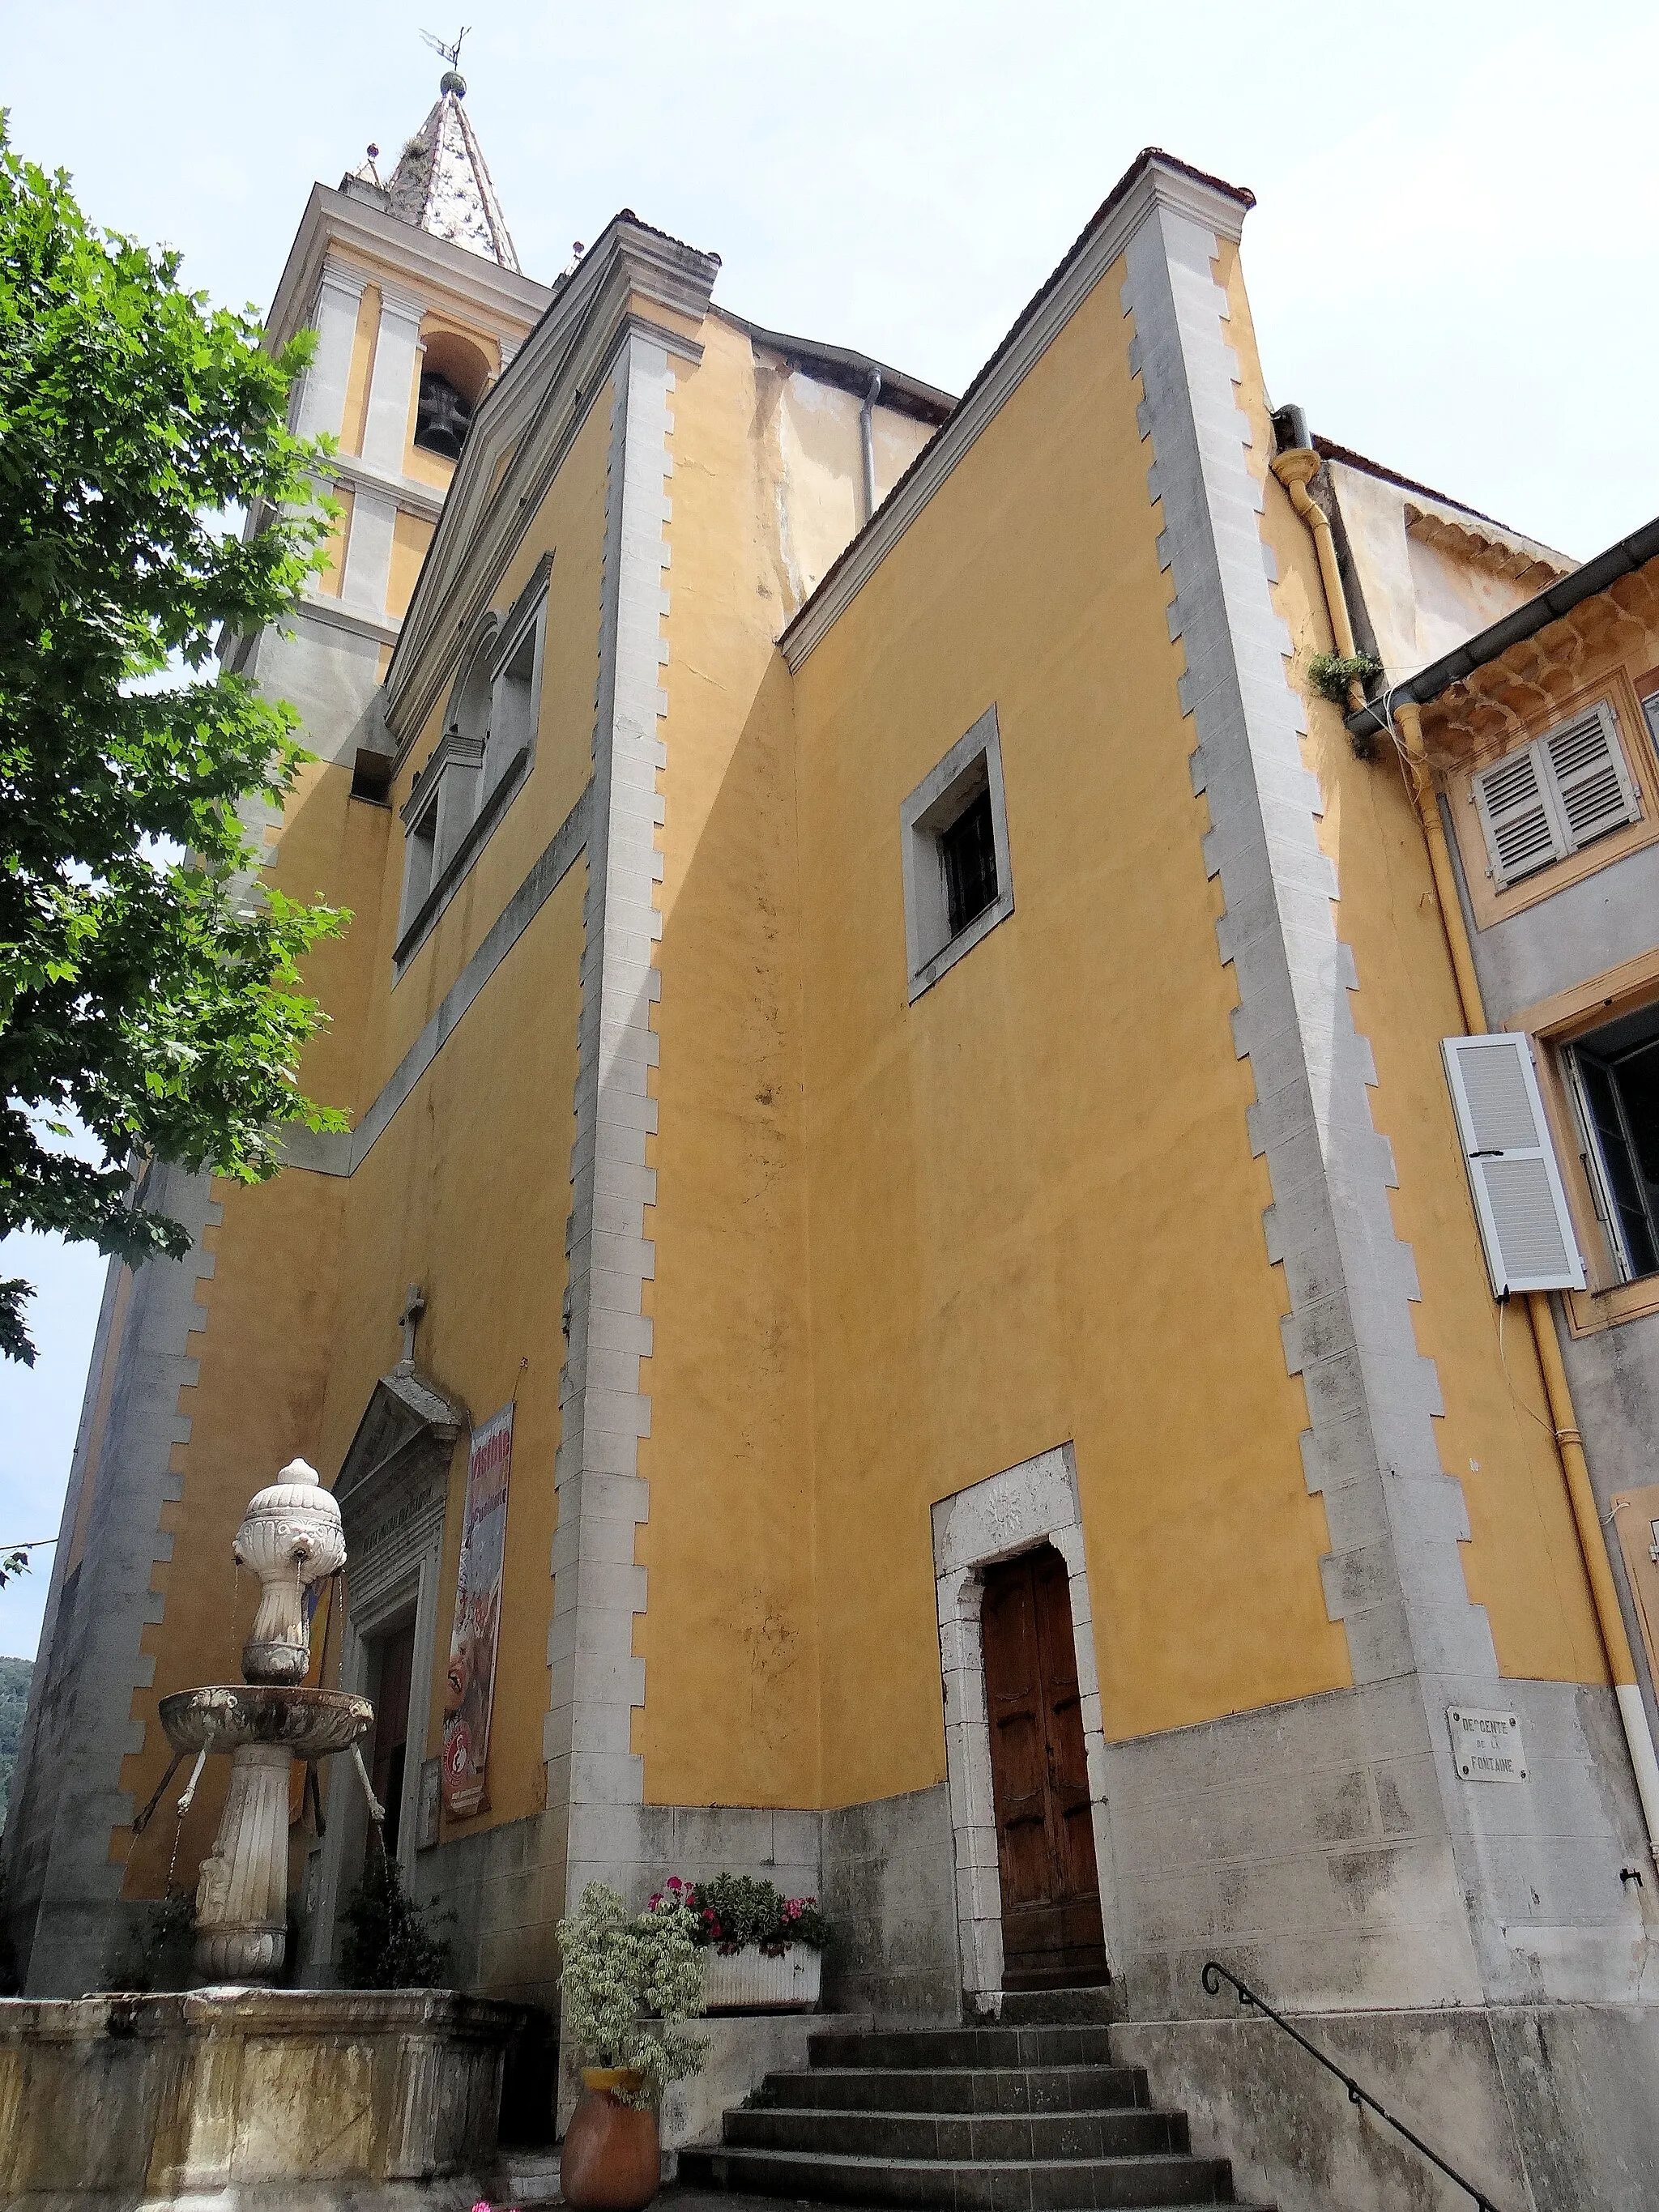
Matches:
[315,860,585,1839]
[633,314,821,1808]
[116,766,390,1894]
[364,386,610,1101]
[113,365,609,1894]
[284,378,614,1844]
[388,509,435,621]
[786,258,1347,1813]
[340,283,380,458]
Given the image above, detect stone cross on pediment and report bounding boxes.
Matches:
[397,1284,426,1372]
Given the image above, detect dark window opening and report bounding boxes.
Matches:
[940,785,999,938]
[367,1619,416,1860]
[350,748,393,804]
[1568,1001,1659,1281]
[414,370,472,459]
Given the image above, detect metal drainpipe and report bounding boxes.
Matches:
[1270,441,1367,714]
[1272,426,1659,1869]
[1394,699,1659,1869]
[859,370,882,526]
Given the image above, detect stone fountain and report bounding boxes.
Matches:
[159,1455,373,1980]
[0,1455,535,2209]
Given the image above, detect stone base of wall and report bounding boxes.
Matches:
[0,1986,527,2208]
[1114,2001,1659,2212]
[387,1788,953,2030]
[821,1783,962,2023]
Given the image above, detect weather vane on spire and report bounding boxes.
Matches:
[422,24,471,72]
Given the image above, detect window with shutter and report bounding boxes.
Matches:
[1442,1034,1586,1295]
[1543,705,1640,850]
[1470,702,1640,891]
[1472,747,1563,887]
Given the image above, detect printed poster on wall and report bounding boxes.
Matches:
[440,1401,514,1818]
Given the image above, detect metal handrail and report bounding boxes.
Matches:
[1200,1961,1507,2212]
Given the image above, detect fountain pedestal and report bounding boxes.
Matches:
[159,1681,373,1981]
[158,1456,369,1984]
[196,1743,289,1979]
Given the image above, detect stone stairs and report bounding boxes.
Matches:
[677,1992,1271,2208]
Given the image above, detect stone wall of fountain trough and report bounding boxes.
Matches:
[0,1986,531,2209]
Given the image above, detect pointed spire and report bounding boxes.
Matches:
[386,70,520,272]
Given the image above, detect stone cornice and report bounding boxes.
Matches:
[382,215,718,748]
[329,450,447,524]
[267,185,551,364]
[780,151,1252,673]
[295,593,402,650]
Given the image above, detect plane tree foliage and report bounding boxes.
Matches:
[0,130,348,1363]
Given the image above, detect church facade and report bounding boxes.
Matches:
[7,77,1659,2205]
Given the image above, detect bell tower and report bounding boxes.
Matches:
[238,66,551,766]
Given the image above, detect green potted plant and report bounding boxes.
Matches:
[555,1882,708,2211]
[654,1873,831,2012]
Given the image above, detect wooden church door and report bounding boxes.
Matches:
[981,1544,1109,1988]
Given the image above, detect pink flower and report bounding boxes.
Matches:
[666,1875,684,1890]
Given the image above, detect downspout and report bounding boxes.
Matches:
[1270,439,1367,715]
[1395,699,1659,1869]
[858,370,881,527]
[1271,428,1659,1869]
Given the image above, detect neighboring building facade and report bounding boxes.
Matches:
[5,84,1658,2209]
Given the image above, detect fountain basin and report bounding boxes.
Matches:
[160,1684,373,1759]
[0,1987,532,2210]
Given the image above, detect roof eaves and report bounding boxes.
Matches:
[719,308,956,421]
[1346,513,1659,740]
[1312,436,1516,531]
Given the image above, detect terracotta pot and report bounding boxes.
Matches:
[561,2069,660,2212]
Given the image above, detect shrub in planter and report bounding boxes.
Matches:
[555,1882,709,2212]
[652,1873,831,2012]
[659,1872,830,1954]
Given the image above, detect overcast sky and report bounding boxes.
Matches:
[4,0,1657,1660]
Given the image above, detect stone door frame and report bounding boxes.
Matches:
[932,1443,1119,2001]
[303,1537,444,1979]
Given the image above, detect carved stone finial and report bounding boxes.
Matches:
[234,1460,347,1684]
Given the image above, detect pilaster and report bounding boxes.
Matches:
[1119,169,1491,2010]
[545,328,677,1915]
[360,282,427,476]
[294,258,369,444]
[14,1165,223,1993]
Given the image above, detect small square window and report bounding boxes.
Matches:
[900,704,1014,1001]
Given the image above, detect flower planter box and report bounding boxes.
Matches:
[701,1943,822,2013]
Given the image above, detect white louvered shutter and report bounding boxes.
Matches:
[1472,746,1564,888]
[1542,703,1640,853]
[1443,1034,1586,1295]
